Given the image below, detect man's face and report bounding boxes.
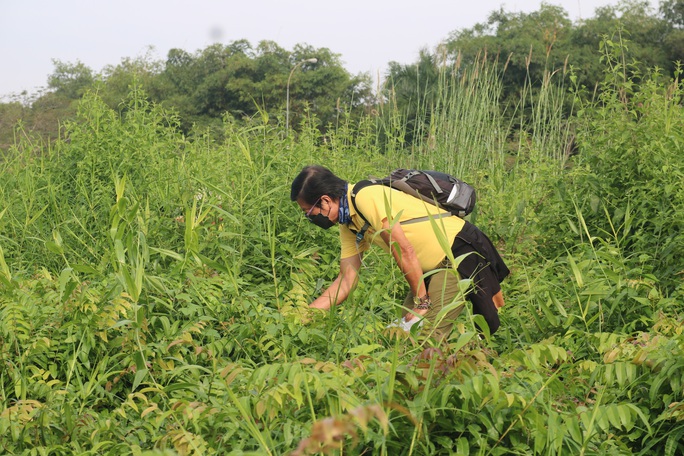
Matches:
[298,195,338,229]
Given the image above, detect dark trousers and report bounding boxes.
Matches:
[429,221,509,334]
[407,222,510,338]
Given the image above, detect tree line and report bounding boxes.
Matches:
[1,0,682,150]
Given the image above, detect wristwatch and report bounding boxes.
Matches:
[413,294,431,310]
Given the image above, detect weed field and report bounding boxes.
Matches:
[1,56,683,455]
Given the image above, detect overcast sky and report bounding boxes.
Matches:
[0,0,660,99]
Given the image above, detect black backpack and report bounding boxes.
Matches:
[349,169,476,244]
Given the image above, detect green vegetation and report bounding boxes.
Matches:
[1,3,683,455]
[3,1,683,152]
[0,40,371,150]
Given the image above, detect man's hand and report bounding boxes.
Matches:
[282,302,325,324]
[403,306,429,322]
[309,254,362,310]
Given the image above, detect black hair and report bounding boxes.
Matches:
[290,165,348,205]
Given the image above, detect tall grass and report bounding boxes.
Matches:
[1,40,683,455]
[418,52,508,178]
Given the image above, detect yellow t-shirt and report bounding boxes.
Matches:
[340,184,466,271]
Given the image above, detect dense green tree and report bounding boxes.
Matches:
[583,1,670,78]
[660,0,684,65]
[660,0,684,25]
[0,40,374,148]
[0,59,97,148]
[380,49,443,146]
[156,40,372,133]
[444,1,675,94]
[445,3,574,100]
[289,43,372,129]
[47,59,95,99]
[99,48,166,108]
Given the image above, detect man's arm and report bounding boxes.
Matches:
[309,253,362,310]
[379,217,429,321]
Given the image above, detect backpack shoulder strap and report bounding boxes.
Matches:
[350,180,377,221]
[349,179,379,246]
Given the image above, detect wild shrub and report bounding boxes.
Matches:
[1,39,683,455]
[565,38,684,292]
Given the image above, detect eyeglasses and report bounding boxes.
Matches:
[305,196,322,220]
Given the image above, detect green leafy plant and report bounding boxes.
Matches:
[1,34,683,454]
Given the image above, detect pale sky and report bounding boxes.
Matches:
[0,0,660,99]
